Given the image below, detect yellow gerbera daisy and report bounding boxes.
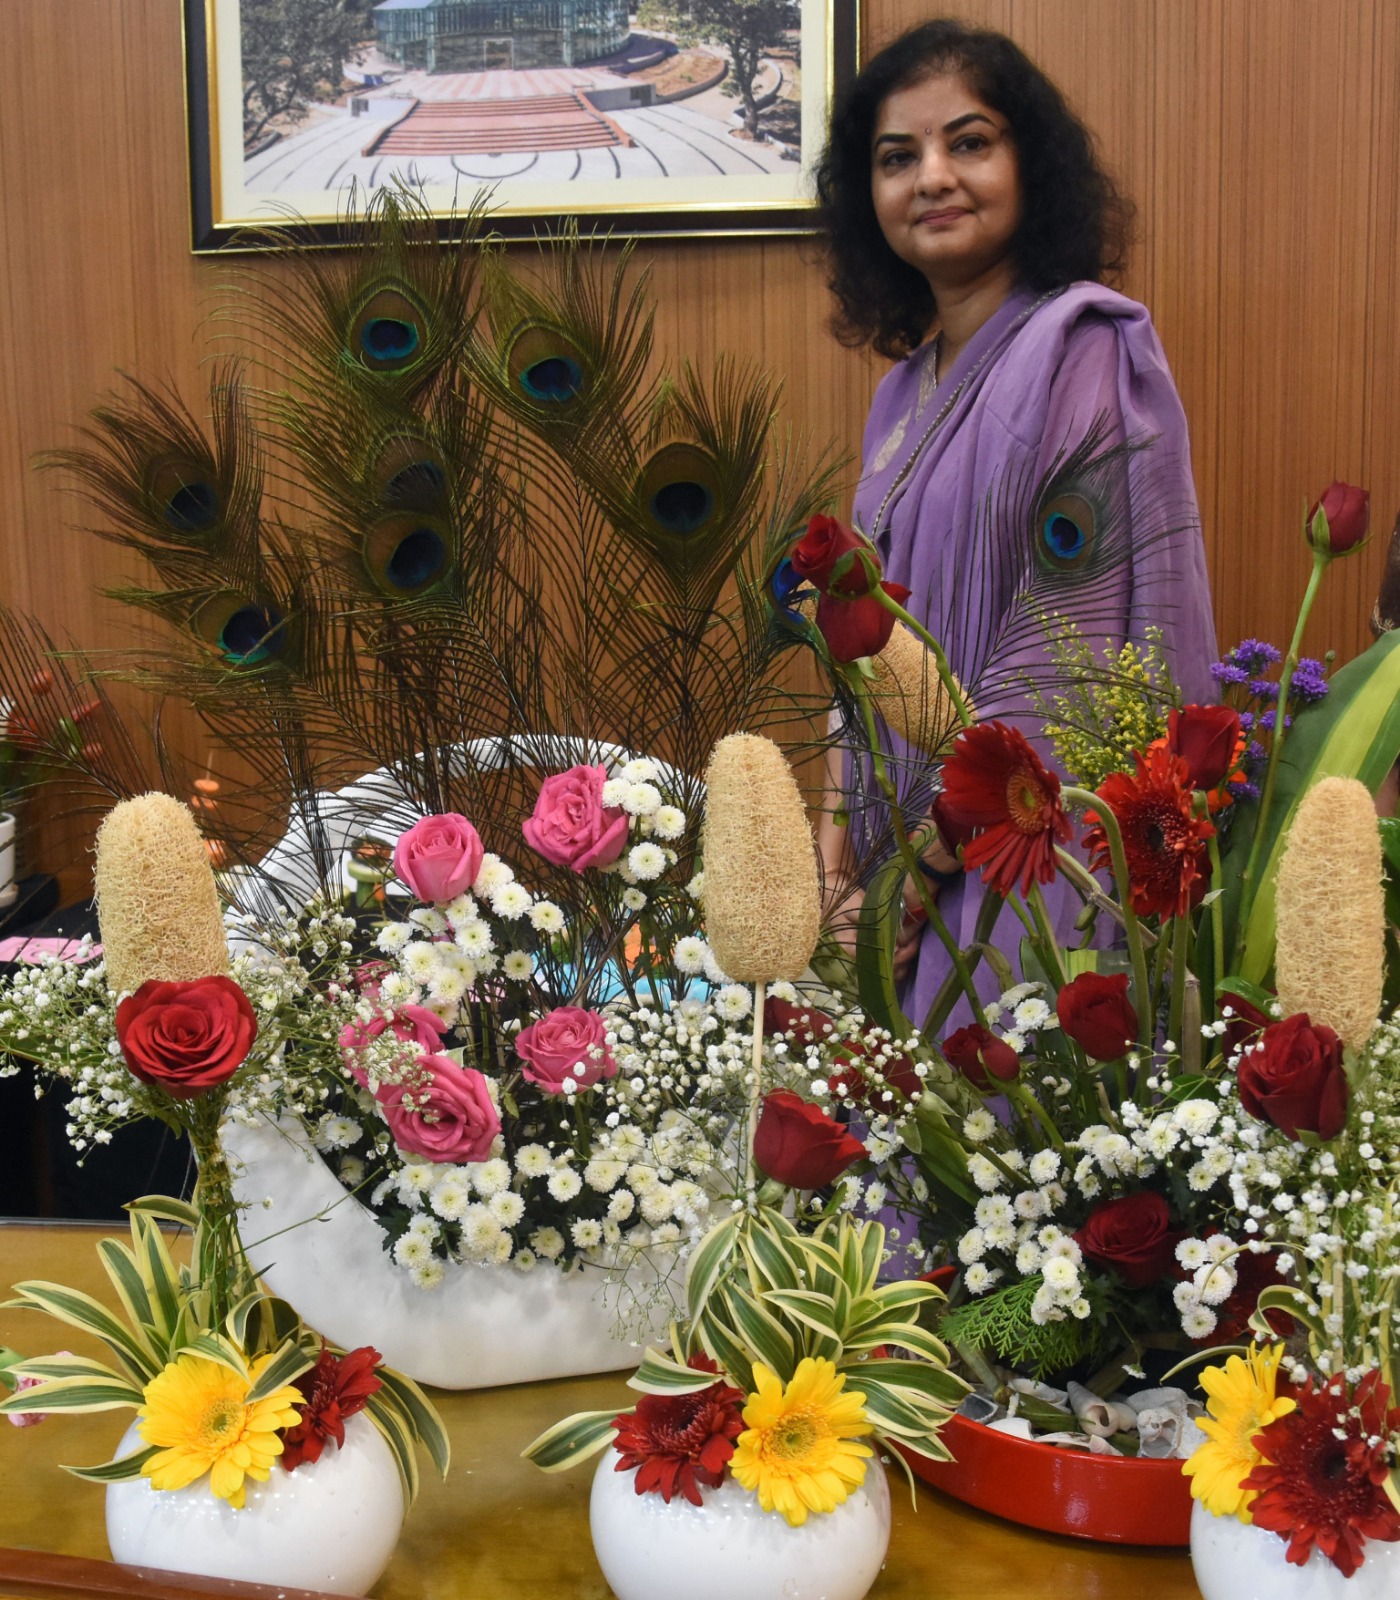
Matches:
[138,1353,304,1510]
[1184,1343,1296,1522]
[730,1357,874,1527]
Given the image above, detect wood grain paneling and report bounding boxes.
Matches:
[3,0,1399,895]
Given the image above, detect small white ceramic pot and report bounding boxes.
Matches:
[105,1413,404,1595]
[1190,1500,1400,1599]
[588,1447,891,1600]
[0,812,16,910]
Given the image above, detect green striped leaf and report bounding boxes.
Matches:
[245,1340,313,1403]
[0,1374,144,1412]
[179,1332,251,1379]
[869,1281,942,1318]
[373,1367,450,1481]
[858,1379,948,1442]
[854,851,917,1039]
[365,1390,420,1508]
[225,1291,265,1354]
[844,1321,950,1364]
[522,1409,620,1472]
[96,1240,155,1348]
[7,1353,131,1388]
[725,1286,795,1382]
[128,1196,199,1228]
[761,1289,842,1340]
[855,1224,884,1299]
[64,1445,160,1484]
[5,1281,158,1382]
[846,1358,967,1408]
[629,1347,727,1395]
[696,1309,755,1397]
[684,1211,743,1323]
[136,1217,182,1341]
[742,1223,802,1295]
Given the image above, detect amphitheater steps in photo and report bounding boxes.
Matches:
[365,94,630,156]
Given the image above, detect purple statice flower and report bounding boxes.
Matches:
[1258,710,1292,735]
[1245,740,1267,766]
[1231,639,1282,672]
[1289,658,1330,704]
[1238,710,1256,734]
[1247,678,1280,701]
[1228,777,1262,803]
[1211,660,1250,686]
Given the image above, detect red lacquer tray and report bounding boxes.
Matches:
[899,1412,1193,1546]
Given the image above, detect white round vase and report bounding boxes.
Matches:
[1190,1500,1400,1599]
[589,1448,891,1600]
[105,1413,404,1595]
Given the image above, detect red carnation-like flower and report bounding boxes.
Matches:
[280,1344,383,1472]
[938,722,1071,898]
[1083,745,1215,919]
[612,1355,746,1506]
[1244,1370,1400,1577]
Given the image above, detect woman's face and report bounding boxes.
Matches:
[870,72,1022,293]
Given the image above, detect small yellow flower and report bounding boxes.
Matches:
[138,1353,304,1509]
[1183,1343,1296,1522]
[729,1357,874,1527]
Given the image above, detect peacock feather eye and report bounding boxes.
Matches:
[348,285,430,372]
[1036,492,1096,572]
[371,435,449,512]
[638,443,720,536]
[146,458,221,536]
[192,593,287,666]
[363,511,454,596]
[504,323,588,406]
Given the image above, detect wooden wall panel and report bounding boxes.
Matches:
[3,0,1400,897]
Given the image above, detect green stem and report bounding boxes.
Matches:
[1166,913,1192,1083]
[747,982,767,1205]
[1062,786,1152,1048]
[1008,1078,1068,1153]
[1026,883,1068,995]
[1206,821,1226,1020]
[1234,547,1329,961]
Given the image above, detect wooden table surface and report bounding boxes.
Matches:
[0,1223,1204,1599]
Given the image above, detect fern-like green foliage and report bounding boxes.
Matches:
[938,1273,1105,1380]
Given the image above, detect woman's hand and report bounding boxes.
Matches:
[894,827,959,981]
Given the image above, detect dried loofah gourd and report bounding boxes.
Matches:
[95,792,230,997]
[870,624,966,755]
[702,733,821,984]
[1275,775,1385,1047]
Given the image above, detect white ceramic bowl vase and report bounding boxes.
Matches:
[1190,1500,1400,1599]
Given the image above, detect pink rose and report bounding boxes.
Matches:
[515,1006,616,1094]
[392,813,484,903]
[339,1005,447,1089]
[522,765,629,873]
[377,1056,501,1164]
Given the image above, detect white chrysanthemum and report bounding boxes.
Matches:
[623,782,662,817]
[571,1219,604,1249]
[626,842,666,881]
[702,947,730,986]
[393,1233,433,1269]
[584,1157,627,1192]
[601,778,630,808]
[461,1209,503,1254]
[957,1228,987,1264]
[651,806,686,841]
[1016,1241,1043,1274]
[967,1153,1005,1191]
[974,1195,1014,1229]
[378,971,416,1005]
[531,1226,565,1260]
[548,1167,583,1201]
[1180,1303,1218,1339]
[399,1161,439,1193]
[686,871,704,901]
[964,1262,999,1294]
[491,883,532,920]
[443,893,478,928]
[640,1186,674,1224]
[376,923,412,955]
[428,967,468,1004]
[714,984,752,1022]
[473,854,514,894]
[339,1155,365,1188]
[622,887,648,912]
[626,1162,659,1193]
[1041,1256,1079,1294]
[621,758,659,783]
[1013,997,1052,1030]
[515,1143,552,1178]
[430,1177,473,1220]
[317,1115,362,1150]
[411,1260,445,1290]
[528,900,565,934]
[963,1109,997,1143]
[1027,1150,1061,1185]
[455,922,495,959]
[402,941,443,984]
[1014,1189,1048,1221]
[489,1191,526,1228]
[408,907,448,935]
[503,950,534,981]
[472,1158,512,1197]
[672,937,708,976]
[489,1232,514,1265]
[1193,1262,1236,1307]
[1176,1237,1210,1271]
[984,1222,1018,1251]
[1174,1099,1220,1137]
[607,1188,636,1221]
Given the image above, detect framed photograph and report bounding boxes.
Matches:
[183,1,858,251]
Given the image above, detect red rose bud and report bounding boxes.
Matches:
[752,1090,866,1189]
[1237,1012,1348,1142]
[1219,988,1272,1060]
[115,975,258,1100]
[763,995,834,1046]
[1309,481,1370,556]
[1075,1192,1180,1287]
[1167,704,1242,791]
[828,1039,922,1105]
[942,1023,1020,1090]
[815,582,911,663]
[789,514,874,594]
[1056,972,1138,1062]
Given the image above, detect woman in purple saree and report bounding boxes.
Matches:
[814,20,1218,1029]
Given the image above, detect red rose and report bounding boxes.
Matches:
[115,975,258,1100]
[1219,988,1272,1061]
[1075,1192,1180,1287]
[1056,973,1138,1062]
[788,514,875,595]
[1237,1012,1348,1142]
[1167,704,1241,791]
[763,995,834,1046]
[942,1023,1019,1090]
[829,1040,922,1105]
[1309,481,1370,555]
[815,582,911,663]
[753,1090,866,1189]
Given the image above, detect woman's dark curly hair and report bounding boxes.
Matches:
[816,19,1134,360]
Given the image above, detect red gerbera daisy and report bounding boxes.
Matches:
[1243,1370,1400,1577]
[612,1354,746,1506]
[938,722,1071,898]
[280,1344,383,1472]
[1083,745,1215,919]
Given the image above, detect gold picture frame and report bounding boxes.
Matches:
[184,0,858,251]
